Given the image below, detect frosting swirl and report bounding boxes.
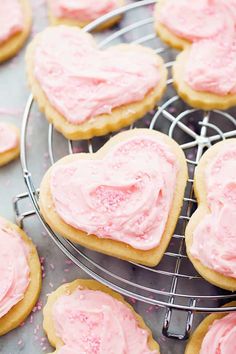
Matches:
[49,0,120,22]
[200,313,236,354]
[191,144,236,278]
[34,26,161,124]
[50,137,178,250]
[0,0,24,44]
[0,219,30,318]
[0,123,19,153]
[52,289,158,354]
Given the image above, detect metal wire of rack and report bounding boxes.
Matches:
[13,0,236,340]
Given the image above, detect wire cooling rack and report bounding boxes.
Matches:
[14,0,236,340]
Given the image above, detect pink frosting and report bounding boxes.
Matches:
[224,0,236,22]
[160,0,236,95]
[191,144,236,278]
[158,0,230,42]
[34,26,161,124]
[0,0,24,44]
[200,312,236,354]
[0,123,19,153]
[184,29,236,96]
[50,136,178,250]
[49,0,120,22]
[0,219,30,318]
[52,288,158,354]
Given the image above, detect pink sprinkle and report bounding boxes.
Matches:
[65,260,73,265]
[72,146,84,153]
[20,322,25,327]
[30,315,34,323]
[49,282,54,288]
[128,297,136,304]
[168,106,177,114]
[5,179,10,187]
[49,263,55,270]
[42,272,46,278]
[33,325,40,334]
[146,305,154,313]
[42,347,47,351]
[18,339,23,345]
[37,300,42,311]
[0,107,23,116]
[64,268,69,273]
[40,257,45,264]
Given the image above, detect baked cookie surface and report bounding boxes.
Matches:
[26,26,167,140]
[0,0,32,63]
[185,139,236,291]
[0,217,41,335]
[0,122,20,167]
[173,41,236,110]
[39,129,188,267]
[43,279,160,354]
[185,302,236,354]
[48,0,125,30]
[155,0,236,110]
[154,0,232,50]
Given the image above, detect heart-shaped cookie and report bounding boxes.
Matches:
[0,217,41,336]
[185,139,236,291]
[154,0,233,50]
[155,0,236,110]
[43,279,160,354]
[40,129,188,266]
[48,0,125,30]
[185,302,236,354]
[26,26,167,140]
[0,0,31,63]
[173,31,236,110]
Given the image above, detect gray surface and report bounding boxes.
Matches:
[0,1,216,353]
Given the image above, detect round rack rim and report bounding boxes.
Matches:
[18,0,236,314]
